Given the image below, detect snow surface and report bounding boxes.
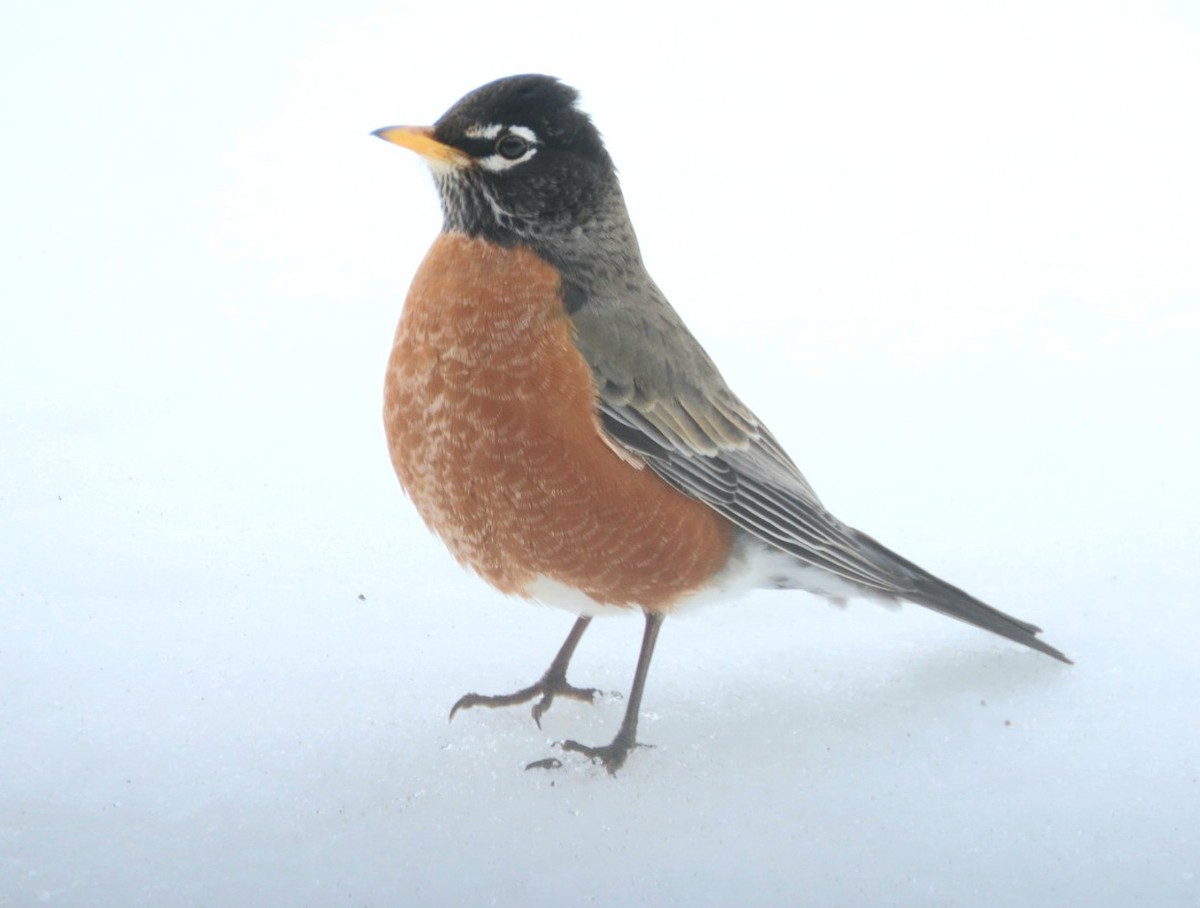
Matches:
[3,1,1199,905]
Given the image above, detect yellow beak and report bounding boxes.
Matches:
[371,125,471,168]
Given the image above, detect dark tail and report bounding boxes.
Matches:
[849,528,1073,664]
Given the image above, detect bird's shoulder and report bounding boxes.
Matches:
[567,273,823,505]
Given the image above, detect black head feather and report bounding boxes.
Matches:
[425,75,618,247]
[434,75,607,163]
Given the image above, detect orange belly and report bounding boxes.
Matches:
[384,233,733,610]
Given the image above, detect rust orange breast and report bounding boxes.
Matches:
[384,233,733,610]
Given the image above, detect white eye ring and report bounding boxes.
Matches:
[477,126,539,172]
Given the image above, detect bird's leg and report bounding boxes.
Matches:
[450,616,600,727]
[558,611,663,775]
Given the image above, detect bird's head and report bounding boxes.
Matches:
[374,75,618,246]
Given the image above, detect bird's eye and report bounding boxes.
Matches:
[496,134,529,160]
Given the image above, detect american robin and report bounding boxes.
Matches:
[374,74,1069,774]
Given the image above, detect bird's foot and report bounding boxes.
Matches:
[449,673,607,728]
[557,732,649,775]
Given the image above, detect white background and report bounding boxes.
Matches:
[3,1,1198,905]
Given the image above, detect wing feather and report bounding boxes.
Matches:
[564,244,1069,662]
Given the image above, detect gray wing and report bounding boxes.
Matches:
[571,281,915,592]
[570,282,1071,663]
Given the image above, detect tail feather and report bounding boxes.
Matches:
[848,528,1073,664]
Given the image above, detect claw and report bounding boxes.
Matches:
[530,694,552,729]
[524,757,563,771]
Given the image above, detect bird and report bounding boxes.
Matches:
[373,74,1070,774]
